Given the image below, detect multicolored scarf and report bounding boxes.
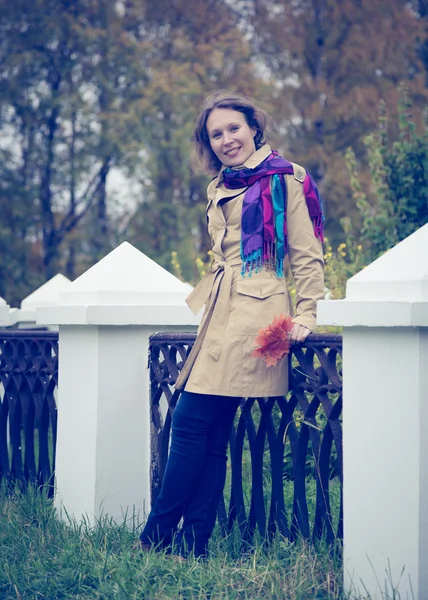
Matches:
[222,150,324,277]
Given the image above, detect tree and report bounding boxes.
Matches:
[239,0,428,243]
[123,0,262,282]
[411,0,428,84]
[0,0,149,301]
[345,88,428,263]
[319,88,428,300]
[0,0,261,299]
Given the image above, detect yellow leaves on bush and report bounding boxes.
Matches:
[323,236,366,300]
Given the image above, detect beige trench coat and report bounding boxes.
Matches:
[175,144,325,397]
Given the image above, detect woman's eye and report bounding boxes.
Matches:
[230,126,239,132]
[212,132,221,139]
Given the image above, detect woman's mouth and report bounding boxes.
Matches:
[224,147,241,157]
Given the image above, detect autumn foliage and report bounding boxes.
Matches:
[252,315,294,367]
[0,0,427,304]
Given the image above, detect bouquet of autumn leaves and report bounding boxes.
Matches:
[252,314,294,367]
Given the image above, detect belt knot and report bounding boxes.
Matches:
[211,259,226,273]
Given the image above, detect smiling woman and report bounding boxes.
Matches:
[139,89,325,560]
[193,90,272,174]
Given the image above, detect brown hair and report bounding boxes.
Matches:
[192,90,274,175]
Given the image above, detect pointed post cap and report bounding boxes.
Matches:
[37,242,200,327]
[57,241,192,306]
[346,224,428,302]
[21,274,72,310]
[318,224,428,327]
[0,296,11,326]
[18,273,72,325]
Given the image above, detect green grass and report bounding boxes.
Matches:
[0,484,346,600]
[1,484,406,599]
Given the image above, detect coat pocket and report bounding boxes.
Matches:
[236,278,286,300]
[231,278,289,335]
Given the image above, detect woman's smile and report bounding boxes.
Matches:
[224,146,241,157]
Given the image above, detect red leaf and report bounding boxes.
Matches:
[252,314,294,367]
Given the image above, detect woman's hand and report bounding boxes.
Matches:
[288,322,311,344]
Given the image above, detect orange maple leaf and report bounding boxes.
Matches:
[252,314,294,367]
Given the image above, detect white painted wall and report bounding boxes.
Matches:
[342,328,428,598]
[318,223,428,600]
[55,327,99,518]
[0,296,12,326]
[55,326,152,523]
[38,242,200,527]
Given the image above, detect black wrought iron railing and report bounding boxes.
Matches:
[0,328,343,543]
[0,330,58,490]
[149,332,343,543]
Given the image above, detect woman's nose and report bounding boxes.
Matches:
[223,132,233,144]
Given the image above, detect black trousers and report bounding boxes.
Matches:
[140,391,240,557]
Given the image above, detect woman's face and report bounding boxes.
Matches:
[206,108,257,168]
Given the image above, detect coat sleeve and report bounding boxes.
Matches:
[285,172,325,332]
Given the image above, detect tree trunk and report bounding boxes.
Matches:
[40,73,61,280]
[65,111,77,280]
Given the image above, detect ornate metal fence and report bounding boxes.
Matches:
[0,330,58,491]
[149,332,343,543]
[0,328,343,543]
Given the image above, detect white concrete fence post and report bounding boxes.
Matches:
[37,242,199,527]
[1,274,71,329]
[19,273,72,329]
[318,223,428,600]
[0,296,11,327]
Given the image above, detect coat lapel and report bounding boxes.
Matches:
[207,144,274,223]
[213,144,272,205]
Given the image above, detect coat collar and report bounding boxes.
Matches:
[215,144,272,187]
[210,144,273,205]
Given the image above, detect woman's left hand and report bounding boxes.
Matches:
[288,322,311,344]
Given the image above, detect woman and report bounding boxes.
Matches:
[139,90,325,558]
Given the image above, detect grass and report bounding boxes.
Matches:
[1,485,408,600]
[0,484,347,600]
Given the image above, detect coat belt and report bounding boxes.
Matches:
[186,259,241,361]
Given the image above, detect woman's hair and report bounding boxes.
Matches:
[192,90,274,175]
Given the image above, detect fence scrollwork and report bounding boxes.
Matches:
[0,331,58,491]
[0,327,343,544]
[149,332,343,543]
